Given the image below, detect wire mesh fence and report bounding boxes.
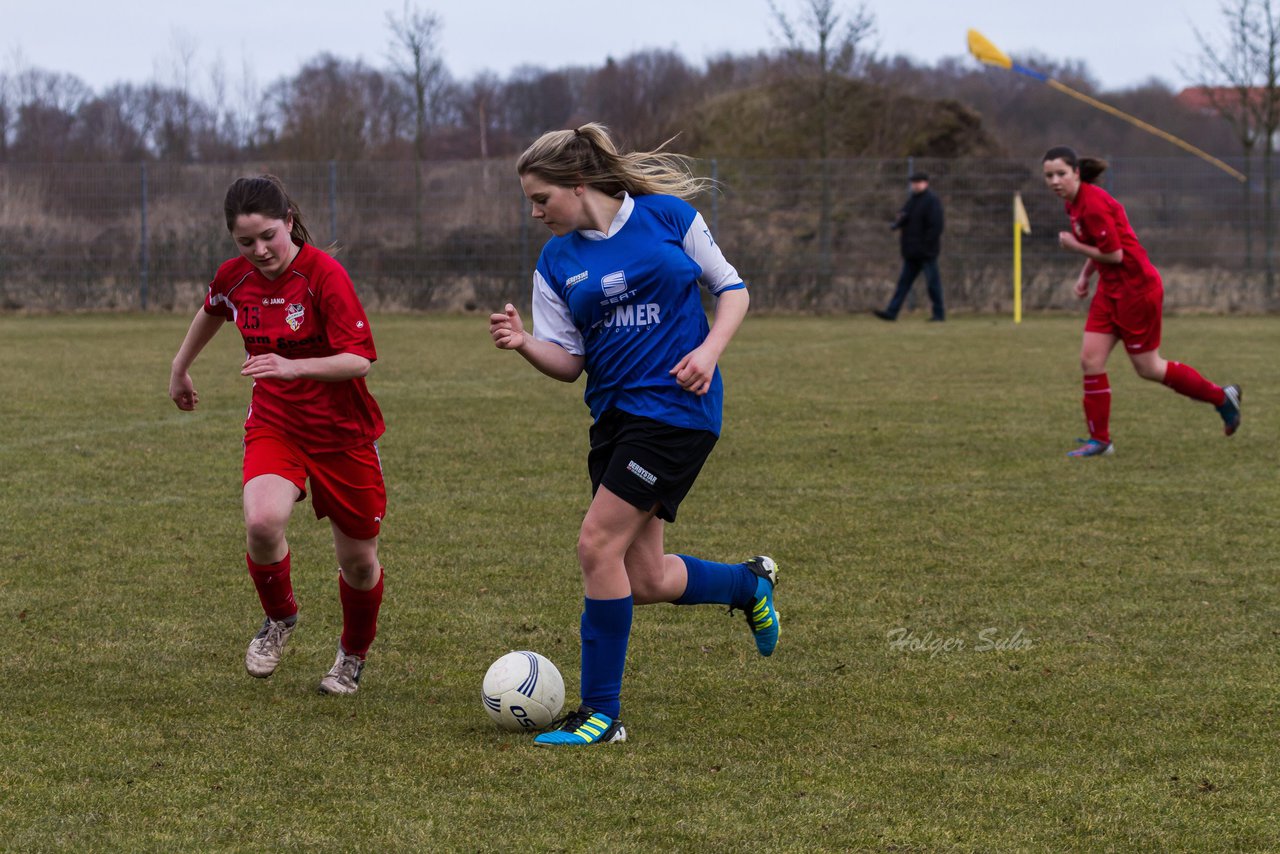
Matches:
[0,156,1272,313]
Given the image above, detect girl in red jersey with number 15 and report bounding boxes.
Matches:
[169,175,387,694]
[1043,146,1241,458]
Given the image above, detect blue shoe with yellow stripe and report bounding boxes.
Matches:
[534,705,627,746]
[743,555,780,657]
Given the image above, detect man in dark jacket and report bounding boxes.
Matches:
[875,172,945,322]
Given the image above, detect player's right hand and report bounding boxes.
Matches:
[489,303,526,350]
[1072,279,1089,300]
[169,372,199,411]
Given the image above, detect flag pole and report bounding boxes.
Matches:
[1013,192,1031,324]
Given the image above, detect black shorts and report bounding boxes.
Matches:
[587,409,718,523]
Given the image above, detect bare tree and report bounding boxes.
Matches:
[0,70,11,161]
[150,29,201,161]
[386,2,449,244]
[386,2,447,157]
[1190,0,1280,298]
[501,67,583,144]
[768,0,877,298]
[9,67,92,161]
[457,72,502,161]
[274,55,384,161]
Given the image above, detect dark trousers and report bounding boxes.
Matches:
[885,257,944,319]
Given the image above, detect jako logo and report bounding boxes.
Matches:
[601,270,628,297]
[626,460,657,485]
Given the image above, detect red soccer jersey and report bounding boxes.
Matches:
[1065,182,1160,295]
[204,242,385,453]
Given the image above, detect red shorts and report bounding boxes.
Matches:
[1085,284,1163,354]
[243,427,386,540]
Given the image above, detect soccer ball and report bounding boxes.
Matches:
[481,650,565,732]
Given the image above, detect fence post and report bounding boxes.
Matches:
[139,162,149,311]
[328,160,338,244]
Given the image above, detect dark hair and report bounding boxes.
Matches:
[1042,146,1108,184]
[516,122,712,200]
[223,174,313,244]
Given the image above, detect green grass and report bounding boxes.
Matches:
[0,312,1276,852]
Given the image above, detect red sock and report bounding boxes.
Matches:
[247,553,298,621]
[1162,361,1225,405]
[339,570,384,659]
[1082,373,1111,443]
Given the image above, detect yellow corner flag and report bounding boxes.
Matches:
[1014,192,1031,235]
[967,29,1013,70]
[1013,193,1030,324]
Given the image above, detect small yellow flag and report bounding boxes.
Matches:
[967,29,1013,70]
[1014,192,1031,234]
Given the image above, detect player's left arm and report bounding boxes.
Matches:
[1073,259,1097,299]
[671,212,749,396]
[670,288,748,396]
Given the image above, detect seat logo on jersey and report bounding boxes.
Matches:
[601,270,628,297]
[285,303,306,331]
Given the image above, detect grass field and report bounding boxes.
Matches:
[1,312,1276,852]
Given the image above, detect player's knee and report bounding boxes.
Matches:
[1133,360,1165,381]
[1135,366,1161,381]
[244,514,286,553]
[625,566,668,604]
[576,527,623,576]
[576,530,605,569]
[340,561,380,589]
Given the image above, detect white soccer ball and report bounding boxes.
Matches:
[481,650,565,732]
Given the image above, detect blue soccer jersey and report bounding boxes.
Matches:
[530,193,745,435]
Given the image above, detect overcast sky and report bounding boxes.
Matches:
[4,0,1228,95]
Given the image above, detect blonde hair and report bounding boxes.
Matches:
[516,122,712,200]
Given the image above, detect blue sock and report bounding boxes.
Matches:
[673,555,757,610]
[579,596,632,719]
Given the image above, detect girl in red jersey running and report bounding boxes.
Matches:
[169,175,387,694]
[1042,146,1241,457]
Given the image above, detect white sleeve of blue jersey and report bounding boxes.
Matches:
[531,269,585,355]
[682,212,744,294]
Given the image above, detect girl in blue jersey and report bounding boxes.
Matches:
[489,123,779,746]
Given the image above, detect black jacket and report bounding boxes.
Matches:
[891,188,944,261]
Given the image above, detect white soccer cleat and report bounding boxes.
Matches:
[244,616,297,678]
[318,646,365,695]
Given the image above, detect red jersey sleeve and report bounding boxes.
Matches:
[315,259,378,362]
[203,258,248,320]
[1080,207,1122,255]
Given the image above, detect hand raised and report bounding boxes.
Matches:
[489,303,527,350]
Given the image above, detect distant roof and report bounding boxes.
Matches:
[1177,86,1271,113]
